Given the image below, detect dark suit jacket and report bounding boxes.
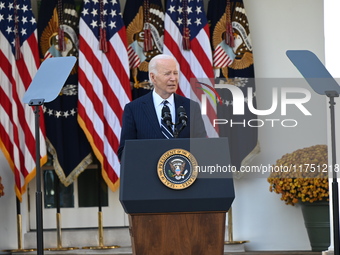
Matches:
[118,91,207,159]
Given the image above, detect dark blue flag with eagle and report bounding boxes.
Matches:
[207,0,259,170]
[37,0,93,186]
[123,0,164,99]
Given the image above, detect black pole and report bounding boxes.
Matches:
[55,174,61,214]
[16,196,22,250]
[16,196,21,215]
[97,166,102,213]
[327,92,340,255]
[31,102,44,255]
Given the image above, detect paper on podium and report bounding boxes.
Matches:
[23,56,77,104]
[286,50,340,95]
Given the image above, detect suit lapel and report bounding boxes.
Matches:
[141,92,163,136]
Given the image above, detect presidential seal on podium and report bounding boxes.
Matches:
[157,148,198,190]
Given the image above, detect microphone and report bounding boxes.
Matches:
[162,104,173,129]
[178,106,187,127]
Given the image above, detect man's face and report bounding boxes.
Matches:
[150,59,179,99]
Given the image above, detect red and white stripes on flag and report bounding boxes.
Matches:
[0,0,47,201]
[127,45,141,69]
[78,0,131,191]
[213,44,234,67]
[163,0,218,137]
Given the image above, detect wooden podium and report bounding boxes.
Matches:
[120,138,235,255]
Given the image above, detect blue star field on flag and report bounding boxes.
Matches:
[0,0,36,54]
[81,0,124,40]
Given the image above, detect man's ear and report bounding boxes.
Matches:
[150,72,155,84]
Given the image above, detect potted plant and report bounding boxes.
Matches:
[267,144,329,251]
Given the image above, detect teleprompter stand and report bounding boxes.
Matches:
[23,56,77,255]
[287,50,340,255]
[120,138,235,255]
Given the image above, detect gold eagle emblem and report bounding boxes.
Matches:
[40,5,79,74]
[212,2,253,78]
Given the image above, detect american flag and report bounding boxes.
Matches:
[163,0,218,137]
[37,0,93,187]
[0,0,47,201]
[208,0,259,169]
[78,0,131,191]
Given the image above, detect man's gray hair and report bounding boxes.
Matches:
[148,54,179,82]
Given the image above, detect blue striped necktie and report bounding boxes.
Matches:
[161,100,174,139]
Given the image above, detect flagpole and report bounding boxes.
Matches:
[16,198,23,250]
[224,207,249,245]
[97,168,104,247]
[55,178,62,249]
[5,198,35,253]
[82,166,119,250]
[45,177,78,251]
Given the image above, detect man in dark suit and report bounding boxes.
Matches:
[118,54,207,159]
